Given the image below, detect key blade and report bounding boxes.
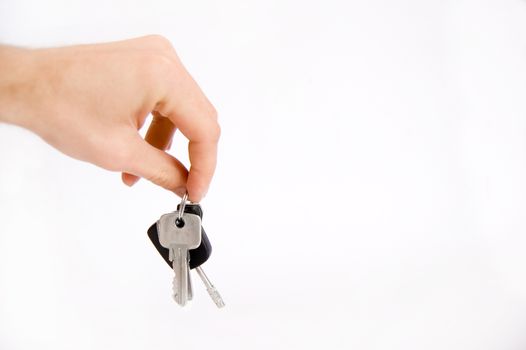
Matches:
[187,267,193,301]
[195,266,226,308]
[172,248,189,306]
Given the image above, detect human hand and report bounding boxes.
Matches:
[0,36,220,202]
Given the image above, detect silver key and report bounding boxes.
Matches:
[195,266,225,308]
[157,211,201,306]
[171,258,194,302]
[187,267,193,301]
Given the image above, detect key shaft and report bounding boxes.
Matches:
[172,247,189,306]
[195,266,225,308]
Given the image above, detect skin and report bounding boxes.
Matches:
[0,35,220,202]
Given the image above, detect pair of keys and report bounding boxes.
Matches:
[147,194,225,308]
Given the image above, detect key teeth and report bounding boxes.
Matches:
[207,287,226,308]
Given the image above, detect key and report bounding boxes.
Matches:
[148,204,212,270]
[148,203,225,308]
[157,210,201,306]
[173,266,193,302]
[187,268,193,301]
[172,266,194,302]
[173,203,225,308]
[195,266,225,308]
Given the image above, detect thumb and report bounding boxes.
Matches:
[123,135,188,196]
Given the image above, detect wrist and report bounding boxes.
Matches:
[0,46,38,128]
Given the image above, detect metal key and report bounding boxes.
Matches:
[172,262,194,302]
[174,203,225,308]
[148,204,212,269]
[157,196,201,306]
[195,266,225,308]
[148,200,225,308]
[187,268,193,301]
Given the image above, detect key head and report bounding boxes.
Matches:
[157,212,201,249]
[148,204,212,269]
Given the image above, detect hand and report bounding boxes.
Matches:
[0,36,220,202]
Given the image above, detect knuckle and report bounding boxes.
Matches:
[202,104,220,141]
[135,36,181,83]
[208,120,221,142]
[141,53,177,81]
[145,52,172,69]
[144,34,174,52]
[205,104,218,121]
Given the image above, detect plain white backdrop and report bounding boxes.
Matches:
[1,0,526,349]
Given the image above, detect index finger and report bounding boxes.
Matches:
[156,70,220,202]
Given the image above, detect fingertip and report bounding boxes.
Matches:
[186,142,216,203]
[188,193,202,203]
[122,172,140,187]
[186,179,208,203]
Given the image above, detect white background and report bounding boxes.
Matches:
[1,0,526,349]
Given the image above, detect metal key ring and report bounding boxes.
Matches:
[177,192,189,221]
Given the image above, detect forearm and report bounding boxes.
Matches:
[0,45,36,127]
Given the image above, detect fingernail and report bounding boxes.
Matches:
[125,177,140,187]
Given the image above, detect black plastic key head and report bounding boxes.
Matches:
[147,204,212,269]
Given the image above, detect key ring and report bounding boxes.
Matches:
[177,192,189,221]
